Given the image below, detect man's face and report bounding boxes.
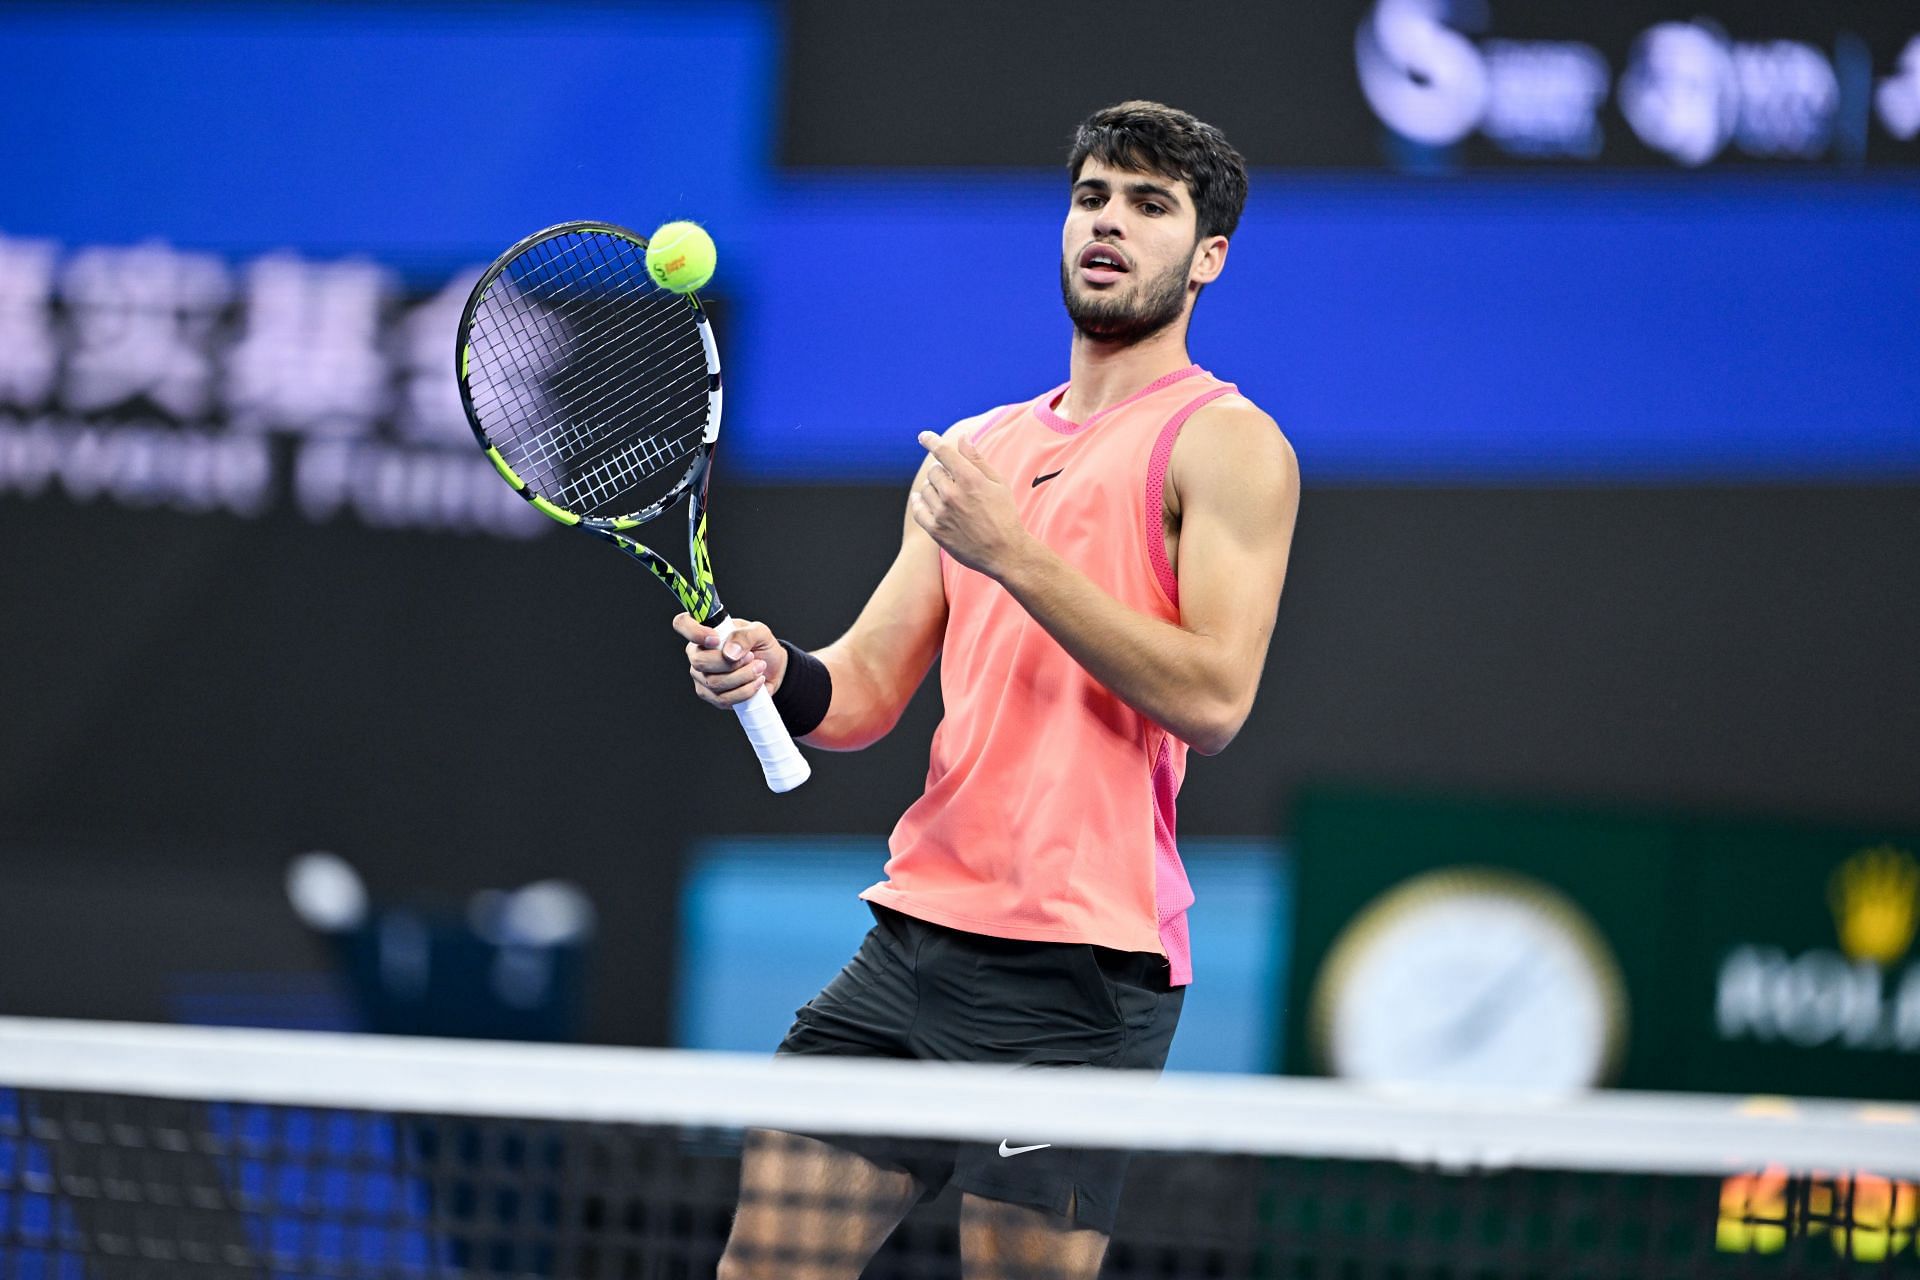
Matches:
[1060,157,1203,345]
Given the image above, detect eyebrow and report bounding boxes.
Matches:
[1073,177,1183,206]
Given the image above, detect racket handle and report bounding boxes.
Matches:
[716,618,812,793]
[733,686,812,793]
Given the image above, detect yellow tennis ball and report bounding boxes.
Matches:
[646,221,716,293]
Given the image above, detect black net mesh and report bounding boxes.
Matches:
[4,1084,1916,1280]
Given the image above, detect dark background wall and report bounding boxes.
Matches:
[781,1,1920,170]
[6,481,1914,1043]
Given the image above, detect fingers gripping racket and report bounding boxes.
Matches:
[456,220,810,793]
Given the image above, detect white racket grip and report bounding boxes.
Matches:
[716,618,812,793]
[733,685,811,792]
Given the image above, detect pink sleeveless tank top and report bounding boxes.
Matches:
[862,364,1237,985]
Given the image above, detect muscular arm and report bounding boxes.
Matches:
[803,447,950,750]
[914,399,1297,755]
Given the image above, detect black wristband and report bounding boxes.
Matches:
[773,641,833,737]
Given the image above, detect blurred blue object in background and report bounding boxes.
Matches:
[675,837,1290,1073]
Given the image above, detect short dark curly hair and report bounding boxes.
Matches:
[1067,100,1250,241]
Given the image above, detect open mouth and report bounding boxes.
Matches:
[1077,243,1130,283]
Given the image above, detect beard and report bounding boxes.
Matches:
[1060,253,1191,345]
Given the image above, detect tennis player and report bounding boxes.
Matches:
[676,101,1299,1280]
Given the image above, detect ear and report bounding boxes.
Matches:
[1189,234,1229,287]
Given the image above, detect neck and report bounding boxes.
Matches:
[1059,319,1194,422]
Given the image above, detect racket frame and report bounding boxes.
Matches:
[455,219,727,626]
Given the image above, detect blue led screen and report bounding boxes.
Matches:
[2,3,1914,482]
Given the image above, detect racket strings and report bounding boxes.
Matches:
[473,382,702,516]
[493,342,701,485]
[522,320,707,472]
[473,237,621,400]
[477,248,699,442]
[534,371,708,513]
[465,230,715,521]
[498,257,691,407]
[555,420,699,514]
[524,338,707,493]
[503,235,704,413]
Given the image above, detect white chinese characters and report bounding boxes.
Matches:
[0,233,544,539]
[226,255,393,436]
[0,236,60,409]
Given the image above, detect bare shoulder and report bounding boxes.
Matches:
[1170,393,1299,500]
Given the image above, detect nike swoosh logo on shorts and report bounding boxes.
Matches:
[1031,469,1064,488]
[998,1141,1052,1157]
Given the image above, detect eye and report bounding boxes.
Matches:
[1140,202,1166,216]
[1077,194,1103,209]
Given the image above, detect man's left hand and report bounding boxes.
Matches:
[910,430,1029,580]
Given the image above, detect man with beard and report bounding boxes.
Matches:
[675,101,1298,1280]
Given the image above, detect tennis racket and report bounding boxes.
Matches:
[455,219,809,793]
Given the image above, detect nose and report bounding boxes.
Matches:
[1090,203,1125,241]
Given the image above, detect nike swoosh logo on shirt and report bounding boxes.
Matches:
[1031,469,1064,488]
[998,1141,1052,1157]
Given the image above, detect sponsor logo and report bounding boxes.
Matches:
[1716,846,1920,1054]
[1354,2,1909,167]
[1356,0,1606,158]
[997,1141,1052,1158]
[1031,469,1064,488]
[1831,845,1919,967]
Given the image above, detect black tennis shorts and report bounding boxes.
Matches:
[774,902,1185,1235]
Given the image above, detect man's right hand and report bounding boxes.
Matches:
[673,614,788,709]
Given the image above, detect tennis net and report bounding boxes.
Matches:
[2,1016,1916,1279]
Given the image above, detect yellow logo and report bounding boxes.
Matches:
[1828,846,1920,966]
